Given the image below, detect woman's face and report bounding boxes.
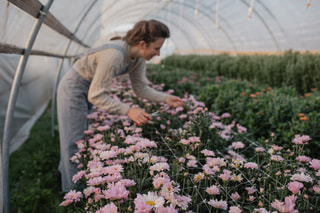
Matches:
[141,37,165,60]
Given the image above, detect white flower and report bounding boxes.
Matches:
[135,192,165,208]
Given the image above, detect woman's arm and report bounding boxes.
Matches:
[129,59,184,108]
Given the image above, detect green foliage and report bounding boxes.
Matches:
[147,65,320,158]
[9,105,70,213]
[197,79,320,158]
[162,51,320,94]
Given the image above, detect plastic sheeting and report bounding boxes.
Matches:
[1,0,320,212]
[0,55,58,153]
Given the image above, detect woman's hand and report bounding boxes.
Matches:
[127,107,151,125]
[165,95,184,108]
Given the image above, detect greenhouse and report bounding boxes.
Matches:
[1,0,320,212]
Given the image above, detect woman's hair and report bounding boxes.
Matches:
[124,19,170,46]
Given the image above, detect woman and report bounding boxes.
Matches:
[57,19,184,192]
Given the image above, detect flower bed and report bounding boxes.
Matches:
[60,77,320,213]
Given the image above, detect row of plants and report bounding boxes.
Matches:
[146,65,320,158]
[60,74,320,212]
[161,51,320,94]
[198,79,320,158]
[9,62,318,212]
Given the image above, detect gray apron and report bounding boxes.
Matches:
[57,44,130,192]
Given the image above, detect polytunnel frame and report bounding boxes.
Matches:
[240,0,281,52]
[117,1,212,50]
[75,0,207,56]
[1,2,57,212]
[105,0,281,54]
[107,7,198,50]
[102,0,238,53]
[1,1,56,212]
[1,1,95,212]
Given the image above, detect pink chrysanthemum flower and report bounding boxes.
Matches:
[135,138,157,149]
[206,185,220,195]
[313,185,320,193]
[188,136,200,143]
[296,155,312,163]
[219,169,232,182]
[102,185,129,201]
[100,150,118,160]
[153,176,170,189]
[202,164,216,175]
[231,141,245,149]
[270,155,284,162]
[160,181,180,200]
[103,164,123,174]
[96,202,118,213]
[208,199,228,210]
[150,162,170,172]
[124,135,139,144]
[229,206,242,213]
[292,134,311,145]
[187,160,198,168]
[288,181,304,194]
[63,190,83,202]
[221,112,231,118]
[175,195,192,210]
[310,159,320,170]
[116,179,136,187]
[72,170,86,183]
[244,162,258,170]
[245,186,256,195]
[134,201,152,213]
[83,186,96,198]
[248,196,256,202]
[97,125,111,131]
[271,195,298,213]
[237,124,247,133]
[206,157,226,167]
[201,149,215,156]
[290,172,313,183]
[84,129,94,135]
[271,145,283,151]
[103,173,122,183]
[255,147,265,152]
[179,139,190,145]
[59,199,73,206]
[178,157,186,163]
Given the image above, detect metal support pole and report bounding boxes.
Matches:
[1,1,54,212]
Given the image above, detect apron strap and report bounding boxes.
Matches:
[73,43,132,76]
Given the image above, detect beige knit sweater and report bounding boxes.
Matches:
[73,40,168,115]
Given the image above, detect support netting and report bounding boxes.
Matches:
[59,75,320,212]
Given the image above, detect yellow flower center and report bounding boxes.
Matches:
[146,200,156,206]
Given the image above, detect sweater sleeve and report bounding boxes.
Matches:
[87,51,130,115]
[129,59,168,103]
